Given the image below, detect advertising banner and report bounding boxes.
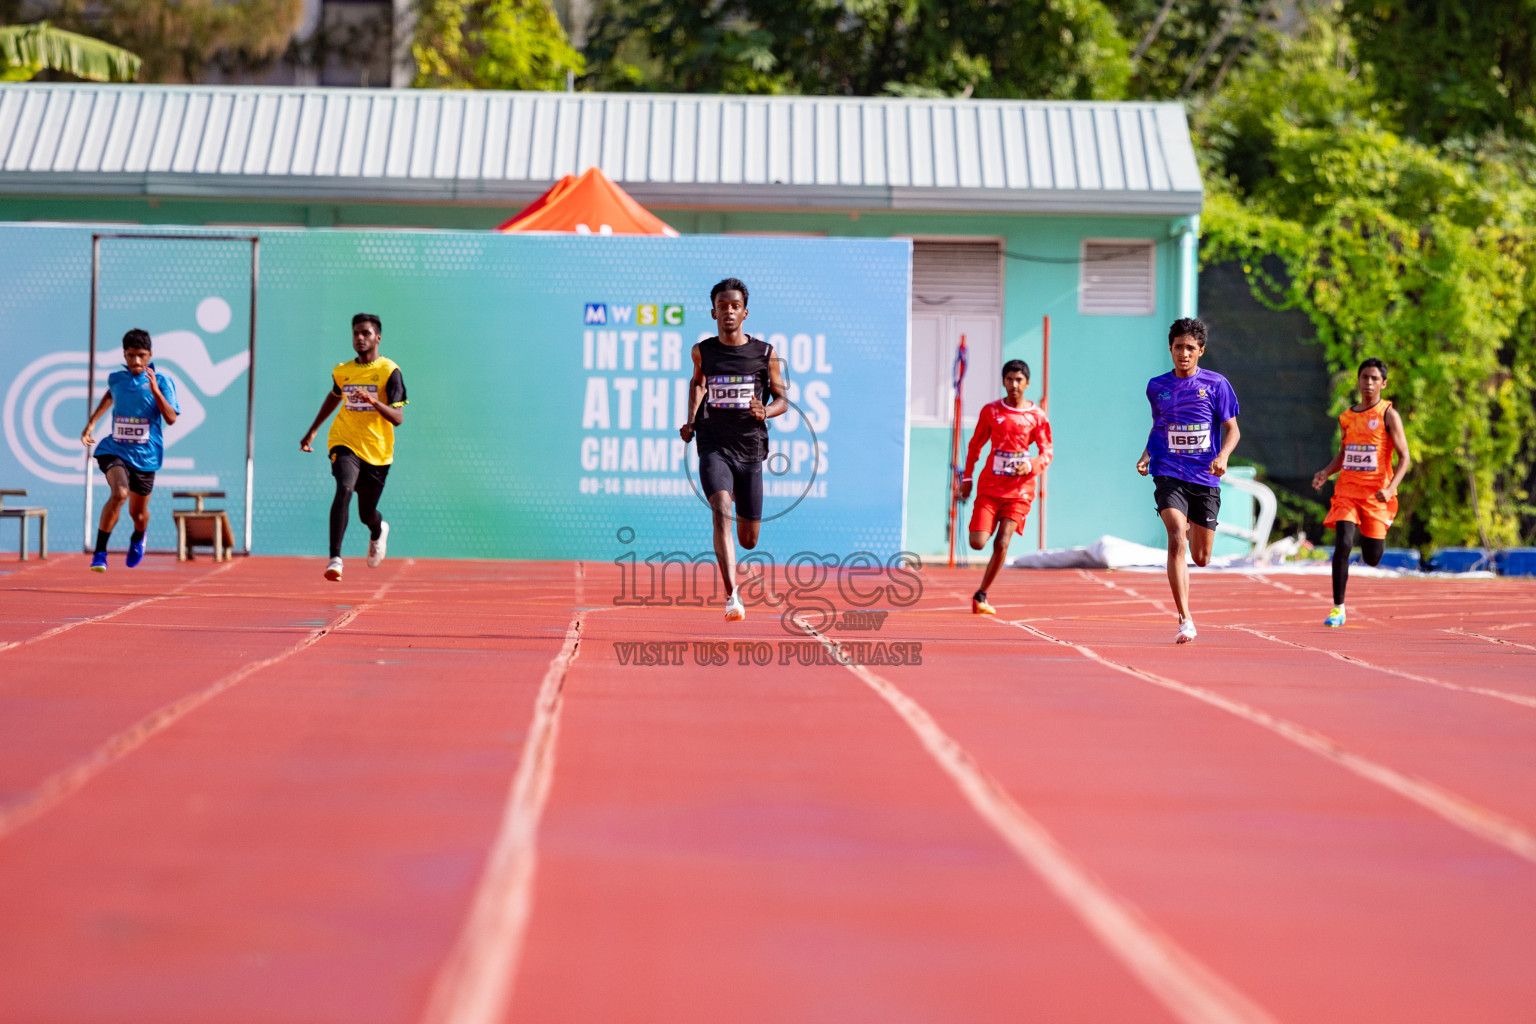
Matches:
[0,226,911,561]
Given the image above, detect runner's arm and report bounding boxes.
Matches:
[1030,419,1053,477]
[361,368,406,427]
[300,392,343,452]
[1378,406,1412,501]
[80,393,113,446]
[147,369,178,425]
[958,415,990,499]
[758,345,789,420]
[1209,417,1240,477]
[679,345,705,442]
[1311,448,1345,491]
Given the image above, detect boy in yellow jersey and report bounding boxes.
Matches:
[1311,358,1410,626]
[300,313,408,582]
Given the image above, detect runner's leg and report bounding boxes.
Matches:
[977,517,1018,596]
[98,465,129,539]
[1332,521,1357,605]
[1160,507,1193,622]
[1359,535,1385,567]
[733,460,762,551]
[330,450,362,558]
[354,462,387,542]
[709,490,737,596]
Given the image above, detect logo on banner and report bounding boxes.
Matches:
[3,296,249,485]
[583,303,684,326]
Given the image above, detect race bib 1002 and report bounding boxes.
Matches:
[991,451,1031,476]
[342,383,378,411]
[112,416,150,445]
[1166,423,1212,453]
[706,375,755,410]
[1343,444,1378,472]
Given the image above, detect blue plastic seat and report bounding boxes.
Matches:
[1424,547,1491,573]
[1494,548,1536,577]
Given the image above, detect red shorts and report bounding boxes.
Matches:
[969,493,1033,535]
[1326,493,1396,540]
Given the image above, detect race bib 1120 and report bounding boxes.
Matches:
[706,375,754,410]
[1166,423,1212,453]
[1343,444,1378,472]
[112,416,150,445]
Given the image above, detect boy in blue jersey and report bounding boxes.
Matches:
[80,328,180,572]
[1135,318,1240,644]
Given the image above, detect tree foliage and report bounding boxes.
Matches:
[0,21,140,81]
[583,0,1130,98]
[2,0,304,82]
[414,0,583,90]
[1197,7,1536,546]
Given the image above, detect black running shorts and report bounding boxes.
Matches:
[1153,475,1221,529]
[96,454,156,496]
[698,447,763,521]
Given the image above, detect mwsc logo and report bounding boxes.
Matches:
[584,303,684,327]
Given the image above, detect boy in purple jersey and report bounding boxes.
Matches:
[1136,318,1241,644]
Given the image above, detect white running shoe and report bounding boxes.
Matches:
[1176,619,1197,644]
[367,521,389,567]
[324,556,343,582]
[724,591,746,622]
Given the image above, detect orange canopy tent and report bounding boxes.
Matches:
[495,166,679,236]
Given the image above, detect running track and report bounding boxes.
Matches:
[2,556,1534,1023]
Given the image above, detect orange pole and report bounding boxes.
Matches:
[947,334,967,568]
[1038,316,1050,551]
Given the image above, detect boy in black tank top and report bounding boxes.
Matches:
[679,278,789,621]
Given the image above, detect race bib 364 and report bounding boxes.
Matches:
[1343,444,1378,472]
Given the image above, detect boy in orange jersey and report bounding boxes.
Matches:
[958,359,1053,615]
[1311,358,1411,627]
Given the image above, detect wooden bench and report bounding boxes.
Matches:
[172,491,234,562]
[0,489,47,561]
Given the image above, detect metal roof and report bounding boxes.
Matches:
[0,84,1202,215]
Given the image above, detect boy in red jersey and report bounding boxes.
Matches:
[959,360,1053,615]
[1311,358,1411,627]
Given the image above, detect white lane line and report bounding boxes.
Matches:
[0,565,406,841]
[420,612,584,1024]
[1225,625,1536,710]
[0,559,243,654]
[1445,627,1536,653]
[1004,619,1536,866]
[796,619,1278,1024]
[1077,570,1177,617]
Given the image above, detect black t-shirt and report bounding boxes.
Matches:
[695,336,770,463]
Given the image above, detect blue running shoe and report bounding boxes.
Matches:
[1324,605,1346,627]
[126,537,145,568]
[89,552,108,573]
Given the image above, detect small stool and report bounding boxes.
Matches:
[0,489,47,560]
[172,491,234,562]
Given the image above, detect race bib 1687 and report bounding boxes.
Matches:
[1166,423,1212,453]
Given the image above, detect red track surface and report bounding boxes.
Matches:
[2,556,1534,1023]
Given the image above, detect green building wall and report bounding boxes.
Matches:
[0,194,1220,556]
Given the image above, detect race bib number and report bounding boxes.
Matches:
[1166,423,1212,453]
[112,416,150,445]
[991,451,1031,476]
[1343,444,1378,472]
[706,375,755,410]
[342,383,378,411]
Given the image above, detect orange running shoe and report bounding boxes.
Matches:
[972,592,997,615]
